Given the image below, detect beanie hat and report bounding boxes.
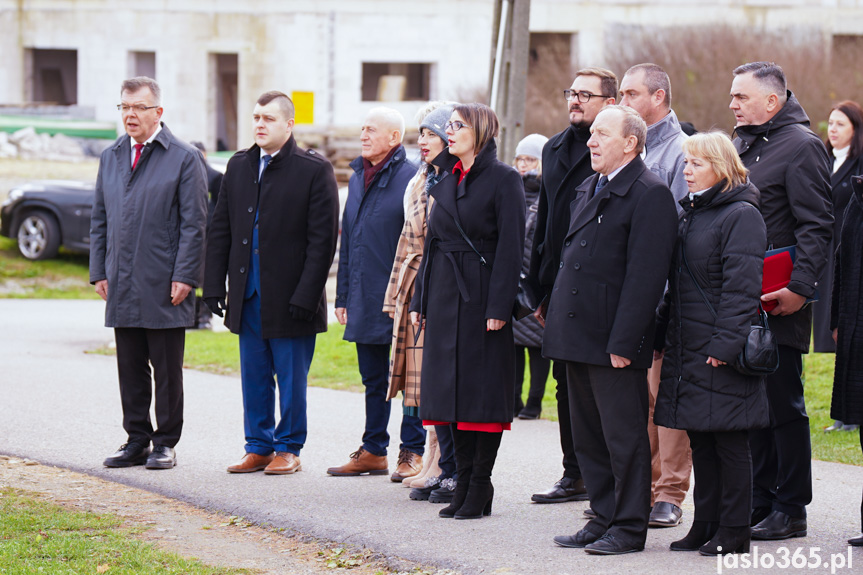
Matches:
[420,105,454,145]
[515,133,548,160]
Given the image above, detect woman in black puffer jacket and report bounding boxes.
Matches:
[654,131,769,557]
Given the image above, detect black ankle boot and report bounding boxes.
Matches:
[670,521,719,551]
[439,428,475,518]
[455,483,494,519]
[699,526,751,556]
[453,431,502,520]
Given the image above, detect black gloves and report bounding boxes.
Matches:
[204,297,226,317]
[289,304,315,322]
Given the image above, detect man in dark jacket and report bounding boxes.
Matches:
[730,62,833,539]
[545,105,678,555]
[90,77,208,471]
[525,67,617,504]
[327,107,426,481]
[204,91,339,475]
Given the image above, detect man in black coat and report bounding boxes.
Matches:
[525,67,617,504]
[545,106,678,555]
[204,91,339,475]
[730,62,833,539]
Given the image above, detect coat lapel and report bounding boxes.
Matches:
[112,137,133,188]
[565,157,647,239]
[831,157,858,189]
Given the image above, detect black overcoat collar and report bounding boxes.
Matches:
[566,155,647,240]
[429,139,499,223]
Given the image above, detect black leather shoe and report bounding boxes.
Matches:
[553,527,601,548]
[145,445,176,469]
[848,534,863,546]
[103,442,151,468]
[585,533,643,555]
[649,501,683,527]
[531,477,589,503]
[700,526,751,556]
[517,404,542,420]
[429,478,455,503]
[409,475,442,501]
[670,520,718,551]
[750,506,771,527]
[751,510,807,540]
[584,507,596,518]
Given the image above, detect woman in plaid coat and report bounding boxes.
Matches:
[384,103,457,502]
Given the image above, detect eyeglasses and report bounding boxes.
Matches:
[563,90,603,103]
[117,104,159,113]
[445,120,471,132]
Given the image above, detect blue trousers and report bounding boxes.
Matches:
[356,343,425,457]
[239,294,315,456]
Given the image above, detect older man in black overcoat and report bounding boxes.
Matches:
[204,91,339,475]
[543,105,678,555]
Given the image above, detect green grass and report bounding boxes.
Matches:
[0,487,251,575]
[0,236,97,299]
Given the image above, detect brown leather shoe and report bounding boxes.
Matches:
[326,446,388,476]
[390,448,423,482]
[264,452,302,475]
[227,452,274,473]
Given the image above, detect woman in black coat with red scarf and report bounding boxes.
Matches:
[410,103,525,520]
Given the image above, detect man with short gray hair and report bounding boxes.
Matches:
[619,62,692,529]
[328,107,426,480]
[92,76,208,470]
[730,61,832,540]
[545,105,678,554]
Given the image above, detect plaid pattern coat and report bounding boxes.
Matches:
[384,172,429,406]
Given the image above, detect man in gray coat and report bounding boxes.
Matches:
[618,63,691,528]
[90,77,208,470]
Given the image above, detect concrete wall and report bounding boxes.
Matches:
[2,0,863,149]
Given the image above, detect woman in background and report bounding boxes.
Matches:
[511,133,550,420]
[819,100,863,432]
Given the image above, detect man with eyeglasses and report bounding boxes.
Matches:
[618,63,691,530]
[524,67,617,506]
[91,76,208,470]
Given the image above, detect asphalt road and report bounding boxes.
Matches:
[2,299,862,575]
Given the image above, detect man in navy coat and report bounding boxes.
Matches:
[544,106,678,555]
[328,107,426,481]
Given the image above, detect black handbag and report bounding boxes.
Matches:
[681,245,779,377]
[451,215,531,321]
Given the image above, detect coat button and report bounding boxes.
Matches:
[568,312,575,318]
[565,240,571,247]
[559,262,564,269]
[580,240,587,247]
[571,288,578,295]
[254,249,259,254]
[574,263,581,270]
[248,206,254,213]
[242,238,248,245]
[239,267,246,273]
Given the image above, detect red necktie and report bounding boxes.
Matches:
[132,143,144,170]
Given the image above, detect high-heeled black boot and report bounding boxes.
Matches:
[699,526,751,556]
[454,431,502,520]
[439,427,475,518]
[670,521,719,551]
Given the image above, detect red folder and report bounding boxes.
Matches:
[762,247,795,313]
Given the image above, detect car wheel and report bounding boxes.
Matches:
[16,210,61,260]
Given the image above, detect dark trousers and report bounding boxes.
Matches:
[356,343,425,457]
[554,361,582,480]
[436,423,457,480]
[114,327,185,448]
[859,430,863,531]
[567,362,651,547]
[688,430,752,528]
[514,345,550,408]
[749,345,812,518]
[239,294,315,456]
